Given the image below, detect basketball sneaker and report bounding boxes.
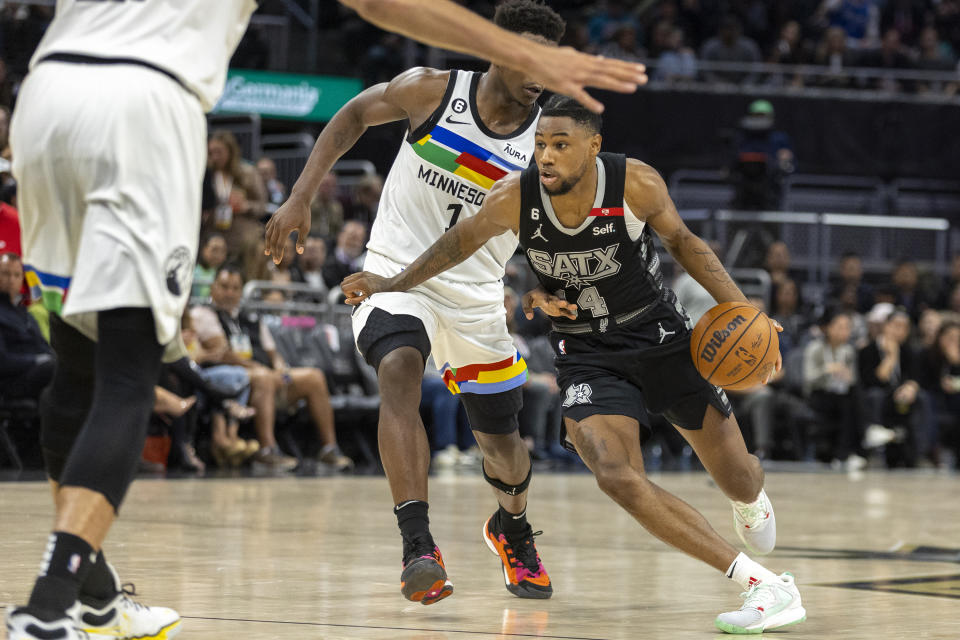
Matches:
[77,563,181,639]
[6,604,88,640]
[482,513,552,599]
[715,572,806,634]
[732,489,776,555]
[400,534,453,605]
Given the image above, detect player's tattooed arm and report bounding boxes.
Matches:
[627,160,748,305]
[341,173,522,304]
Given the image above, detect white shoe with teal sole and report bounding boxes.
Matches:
[715,572,806,634]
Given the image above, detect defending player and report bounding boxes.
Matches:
[341,95,807,634]
[7,1,645,638]
[266,0,570,606]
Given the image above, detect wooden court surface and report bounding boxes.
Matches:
[1,470,957,639]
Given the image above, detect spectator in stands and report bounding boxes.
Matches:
[206,130,268,268]
[587,0,640,47]
[771,278,807,353]
[292,236,330,301]
[816,0,880,48]
[191,265,354,471]
[0,104,9,152]
[881,0,926,46]
[655,26,699,82]
[730,100,795,210]
[937,253,960,308]
[700,14,762,84]
[812,26,858,87]
[828,252,875,314]
[0,252,53,400]
[345,173,382,227]
[599,25,646,62]
[0,189,19,255]
[767,20,808,86]
[257,156,287,215]
[310,172,345,239]
[858,308,927,467]
[323,220,367,293]
[915,308,944,352]
[862,28,915,92]
[916,321,960,467]
[915,27,958,95]
[803,308,866,469]
[890,259,933,321]
[192,233,228,299]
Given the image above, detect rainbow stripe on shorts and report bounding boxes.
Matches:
[24,265,69,314]
[441,352,528,395]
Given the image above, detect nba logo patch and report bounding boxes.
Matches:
[558,339,566,354]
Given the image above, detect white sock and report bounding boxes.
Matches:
[725,552,779,590]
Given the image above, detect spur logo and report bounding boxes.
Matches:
[699,314,747,363]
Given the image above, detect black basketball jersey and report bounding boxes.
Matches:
[518,152,667,333]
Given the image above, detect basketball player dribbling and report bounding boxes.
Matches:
[266,0,576,607]
[7,1,645,638]
[342,96,807,634]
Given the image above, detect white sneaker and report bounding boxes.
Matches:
[77,564,181,639]
[6,603,88,640]
[863,423,897,449]
[715,572,806,634]
[732,489,776,555]
[432,445,460,469]
[845,453,867,472]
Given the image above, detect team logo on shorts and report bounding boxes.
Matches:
[563,383,593,407]
[164,246,193,297]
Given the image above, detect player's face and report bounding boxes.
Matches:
[0,256,22,298]
[494,33,550,107]
[212,272,244,311]
[534,116,601,196]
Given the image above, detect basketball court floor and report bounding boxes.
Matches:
[1,470,957,639]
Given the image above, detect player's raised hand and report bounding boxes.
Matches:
[764,316,785,384]
[264,195,311,264]
[522,286,578,320]
[530,47,647,113]
[341,271,394,305]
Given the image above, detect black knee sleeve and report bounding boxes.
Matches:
[59,308,163,510]
[460,387,523,434]
[41,315,96,481]
[482,457,532,496]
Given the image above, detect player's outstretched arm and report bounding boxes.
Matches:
[341,172,522,304]
[265,68,446,261]
[339,0,647,114]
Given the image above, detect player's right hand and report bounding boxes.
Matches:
[522,286,577,320]
[341,271,394,306]
[264,194,311,264]
[529,45,647,114]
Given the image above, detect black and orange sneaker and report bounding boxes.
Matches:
[482,512,552,599]
[400,534,454,605]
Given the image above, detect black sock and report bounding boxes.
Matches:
[498,504,529,537]
[27,532,96,620]
[394,500,430,540]
[79,551,117,602]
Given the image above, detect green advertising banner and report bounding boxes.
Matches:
[213,69,362,121]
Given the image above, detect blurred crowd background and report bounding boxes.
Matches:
[0,0,958,478]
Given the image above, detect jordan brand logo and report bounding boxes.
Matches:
[658,322,676,344]
[531,223,548,243]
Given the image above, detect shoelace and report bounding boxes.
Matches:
[507,528,543,575]
[401,534,436,566]
[120,583,148,612]
[735,498,768,526]
[739,581,779,610]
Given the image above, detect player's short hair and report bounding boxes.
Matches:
[215,264,244,283]
[541,94,602,135]
[494,0,565,43]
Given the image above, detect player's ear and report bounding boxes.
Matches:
[589,133,602,158]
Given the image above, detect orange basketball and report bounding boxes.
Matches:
[690,302,779,391]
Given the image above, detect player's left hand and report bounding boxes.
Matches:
[522,286,578,320]
[341,271,394,305]
[264,194,311,264]
[765,318,784,384]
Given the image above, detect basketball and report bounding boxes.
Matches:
[690,302,779,391]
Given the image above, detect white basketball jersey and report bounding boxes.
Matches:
[30,0,257,112]
[366,70,539,284]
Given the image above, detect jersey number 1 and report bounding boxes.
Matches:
[445,203,463,231]
[576,286,609,318]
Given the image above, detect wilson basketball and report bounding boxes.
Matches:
[690,302,779,391]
